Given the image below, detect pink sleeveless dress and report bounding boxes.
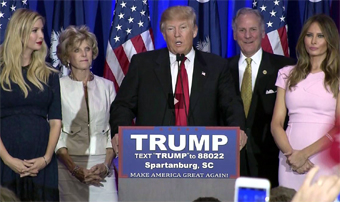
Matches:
[275,66,338,191]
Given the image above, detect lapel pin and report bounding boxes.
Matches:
[263,70,267,75]
[202,72,206,76]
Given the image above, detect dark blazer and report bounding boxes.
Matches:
[228,51,295,187]
[110,48,245,135]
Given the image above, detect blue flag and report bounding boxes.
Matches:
[0,0,28,44]
[304,0,330,22]
[330,0,339,31]
[49,0,85,75]
[188,0,221,56]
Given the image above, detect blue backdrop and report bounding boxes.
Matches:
[25,0,339,77]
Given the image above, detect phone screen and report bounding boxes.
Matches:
[334,193,340,202]
[237,187,267,202]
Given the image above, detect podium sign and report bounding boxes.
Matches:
[118,126,240,201]
[119,126,239,179]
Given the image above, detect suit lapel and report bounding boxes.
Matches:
[229,55,241,96]
[247,52,274,124]
[253,52,275,92]
[153,49,173,98]
[190,51,209,112]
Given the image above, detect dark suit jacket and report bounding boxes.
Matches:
[110,48,245,135]
[228,51,295,186]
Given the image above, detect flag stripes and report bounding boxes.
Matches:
[104,0,154,93]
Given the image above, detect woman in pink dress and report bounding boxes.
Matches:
[271,14,340,191]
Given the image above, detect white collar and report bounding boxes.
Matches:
[239,48,263,65]
[169,48,195,65]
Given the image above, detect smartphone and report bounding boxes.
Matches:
[334,193,340,202]
[234,177,270,202]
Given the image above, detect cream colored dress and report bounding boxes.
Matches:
[57,75,118,202]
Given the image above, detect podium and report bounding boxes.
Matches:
[118,126,240,202]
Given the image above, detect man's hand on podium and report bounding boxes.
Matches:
[240,130,247,151]
[111,134,119,157]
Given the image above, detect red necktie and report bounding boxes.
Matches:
[175,57,189,126]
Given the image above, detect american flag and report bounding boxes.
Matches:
[103,0,154,93]
[253,0,289,57]
[0,0,28,44]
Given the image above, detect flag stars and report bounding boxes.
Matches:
[140,10,145,16]
[131,5,137,12]
[114,36,120,42]
[115,24,122,31]
[0,11,4,18]
[260,5,266,11]
[252,1,257,8]
[270,10,276,17]
[1,0,6,7]
[252,1,288,56]
[128,17,134,23]
[126,28,132,35]
[142,0,147,5]
[10,5,16,11]
[266,21,273,27]
[120,1,126,8]
[280,15,285,22]
[118,13,124,19]
[138,20,144,27]
[22,0,27,5]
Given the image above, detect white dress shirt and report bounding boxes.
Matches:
[169,48,195,95]
[238,48,263,91]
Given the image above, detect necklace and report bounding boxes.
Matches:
[69,72,94,87]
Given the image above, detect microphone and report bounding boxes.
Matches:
[175,53,188,124]
[176,54,184,69]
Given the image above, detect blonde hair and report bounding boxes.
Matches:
[160,6,197,32]
[0,8,56,97]
[0,186,20,202]
[57,25,98,67]
[288,14,339,97]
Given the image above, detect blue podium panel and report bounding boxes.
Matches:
[119,126,240,179]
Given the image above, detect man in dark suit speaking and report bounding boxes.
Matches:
[110,6,247,149]
[227,8,296,187]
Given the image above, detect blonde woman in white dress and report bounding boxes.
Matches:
[55,25,118,202]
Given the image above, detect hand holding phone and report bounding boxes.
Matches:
[234,177,270,202]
